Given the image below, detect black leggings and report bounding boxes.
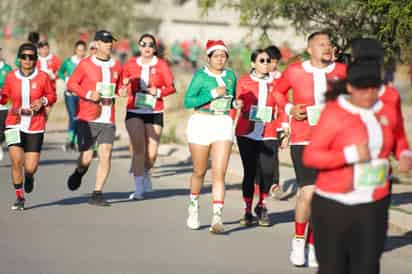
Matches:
[312,194,389,274]
[237,136,278,198]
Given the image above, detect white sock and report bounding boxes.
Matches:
[190,193,199,208]
[134,176,144,193]
[213,202,223,215]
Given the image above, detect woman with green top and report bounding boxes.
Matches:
[57,40,87,151]
[0,45,13,160]
[184,40,239,234]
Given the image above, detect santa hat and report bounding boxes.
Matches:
[206,40,228,55]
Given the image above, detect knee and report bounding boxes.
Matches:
[192,168,207,179]
[98,149,112,161]
[10,157,24,168]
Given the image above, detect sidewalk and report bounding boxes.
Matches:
[159,143,412,232]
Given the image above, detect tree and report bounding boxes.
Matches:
[200,0,412,63]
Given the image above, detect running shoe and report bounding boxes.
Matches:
[128,192,144,200]
[11,197,25,211]
[24,175,35,193]
[186,203,200,230]
[307,244,318,268]
[67,170,83,191]
[254,206,270,227]
[239,212,254,226]
[290,237,306,266]
[88,192,110,207]
[209,211,224,234]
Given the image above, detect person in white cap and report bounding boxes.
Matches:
[184,40,239,234]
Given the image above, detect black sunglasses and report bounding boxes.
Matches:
[139,41,155,48]
[19,54,37,61]
[258,58,271,64]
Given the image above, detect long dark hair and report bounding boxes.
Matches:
[325,79,348,102]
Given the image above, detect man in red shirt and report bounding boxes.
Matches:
[275,31,346,267]
[67,30,123,206]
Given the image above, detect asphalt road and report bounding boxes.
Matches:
[1,133,411,274]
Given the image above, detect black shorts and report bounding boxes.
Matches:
[125,112,164,127]
[7,130,44,153]
[0,109,7,143]
[76,120,115,152]
[290,145,318,187]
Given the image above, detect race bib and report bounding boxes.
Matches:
[5,128,21,146]
[307,104,324,126]
[354,159,389,190]
[96,82,115,98]
[249,105,273,123]
[134,92,156,109]
[210,96,232,114]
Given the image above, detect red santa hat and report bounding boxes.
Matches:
[206,40,228,55]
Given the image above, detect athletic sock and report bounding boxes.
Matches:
[14,183,24,199]
[190,192,199,207]
[213,200,224,215]
[295,221,308,238]
[243,197,253,213]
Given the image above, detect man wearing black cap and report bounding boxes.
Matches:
[67,30,124,206]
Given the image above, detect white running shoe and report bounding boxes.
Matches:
[186,204,200,230]
[307,244,318,268]
[129,176,144,200]
[290,237,306,266]
[128,192,144,200]
[143,171,153,193]
[209,211,224,234]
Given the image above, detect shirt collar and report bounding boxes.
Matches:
[337,95,383,115]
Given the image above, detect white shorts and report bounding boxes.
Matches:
[186,113,234,146]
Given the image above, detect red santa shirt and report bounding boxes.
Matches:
[378,85,411,158]
[303,95,402,205]
[36,54,61,88]
[0,69,56,133]
[67,56,123,124]
[122,56,175,114]
[275,61,346,144]
[235,73,288,140]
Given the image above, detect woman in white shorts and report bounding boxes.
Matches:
[184,40,238,234]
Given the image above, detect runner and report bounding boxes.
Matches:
[57,40,87,152]
[0,45,13,161]
[66,30,123,206]
[37,40,61,93]
[184,40,237,234]
[235,49,288,227]
[275,31,346,267]
[0,43,56,210]
[122,33,176,199]
[304,58,412,274]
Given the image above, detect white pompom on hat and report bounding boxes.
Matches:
[206,40,228,55]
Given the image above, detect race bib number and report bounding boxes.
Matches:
[249,105,273,123]
[307,104,324,126]
[354,159,389,189]
[210,96,232,114]
[134,92,156,109]
[96,82,115,98]
[5,128,21,146]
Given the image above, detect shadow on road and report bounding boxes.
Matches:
[391,192,412,207]
[385,230,412,252]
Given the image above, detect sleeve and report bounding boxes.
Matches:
[42,76,57,106]
[274,67,293,115]
[393,96,411,159]
[57,59,67,80]
[303,105,351,170]
[67,62,88,98]
[114,65,123,96]
[54,56,62,76]
[157,62,176,98]
[184,72,213,109]
[272,89,289,129]
[0,73,12,105]
[227,71,237,99]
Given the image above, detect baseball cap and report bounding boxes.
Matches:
[94,30,117,43]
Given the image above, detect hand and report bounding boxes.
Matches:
[280,134,290,149]
[398,154,412,173]
[118,87,128,97]
[122,78,130,86]
[215,86,226,97]
[235,99,243,109]
[356,143,371,163]
[290,104,307,120]
[89,90,101,102]
[146,87,158,96]
[30,99,44,112]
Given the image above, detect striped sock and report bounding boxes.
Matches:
[14,183,24,199]
[295,221,308,238]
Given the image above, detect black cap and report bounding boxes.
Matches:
[94,30,117,43]
[351,38,384,64]
[347,59,382,89]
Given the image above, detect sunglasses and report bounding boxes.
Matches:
[19,54,37,61]
[258,58,271,64]
[139,41,155,48]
